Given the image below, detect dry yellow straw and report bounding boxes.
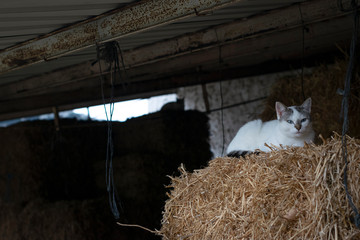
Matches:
[160,134,360,239]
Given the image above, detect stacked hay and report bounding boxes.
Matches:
[0,119,107,202]
[260,58,360,141]
[0,198,114,240]
[0,110,211,240]
[98,110,212,236]
[160,134,360,239]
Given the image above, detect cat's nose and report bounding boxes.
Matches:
[295,124,301,131]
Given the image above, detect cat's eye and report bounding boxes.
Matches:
[301,118,307,123]
[287,120,293,124]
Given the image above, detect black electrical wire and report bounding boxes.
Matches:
[338,0,360,229]
[214,29,226,157]
[298,4,306,101]
[96,41,126,220]
[206,96,268,113]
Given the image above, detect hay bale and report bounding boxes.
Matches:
[160,134,360,239]
[113,110,212,168]
[94,153,169,233]
[0,198,114,240]
[260,58,360,142]
[0,110,210,240]
[0,121,106,202]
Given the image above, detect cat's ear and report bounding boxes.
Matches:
[301,97,312,113]
[275,102,287,120]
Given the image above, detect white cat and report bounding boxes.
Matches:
[226,98,315,157]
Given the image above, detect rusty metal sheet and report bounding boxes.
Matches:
[0,0,242,75]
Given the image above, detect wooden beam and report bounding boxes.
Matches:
[0,0,353,101]
[0,0,356,120]
[0,15,350,120]
[122,0,354,68]
[0,10,353,102]
[0,48,342,122]
[0,0,242,75]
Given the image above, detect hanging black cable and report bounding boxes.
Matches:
[338,0,360,229]
[298,4,306,101]
[214,29,226,157]
[96,41,126,220]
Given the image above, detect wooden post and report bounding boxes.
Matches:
[201,84,211,113]
[52,106,60,131]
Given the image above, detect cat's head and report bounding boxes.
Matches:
[275,98,313,138]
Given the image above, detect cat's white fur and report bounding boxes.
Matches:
[226,98,315,154]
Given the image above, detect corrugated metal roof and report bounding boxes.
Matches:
[0,0,305,84]
[0,1,135,48]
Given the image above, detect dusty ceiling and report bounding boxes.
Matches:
[0,0,357,121]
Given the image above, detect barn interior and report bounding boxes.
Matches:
[0,0,360,239]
